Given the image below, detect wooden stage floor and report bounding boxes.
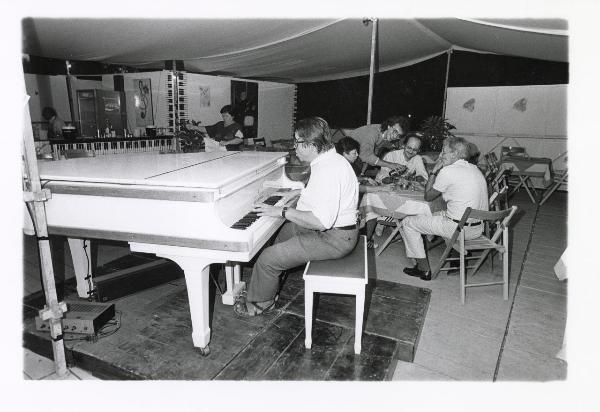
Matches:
[23,265,430,380]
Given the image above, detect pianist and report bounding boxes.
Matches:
[234,117,359,317]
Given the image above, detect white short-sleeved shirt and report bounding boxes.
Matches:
[433,159,488,221]
[296,148,359,229]
[375,149,429,182]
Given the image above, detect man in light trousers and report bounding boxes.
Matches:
[401,136,488,281]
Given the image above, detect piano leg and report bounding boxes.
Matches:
[67,238,94,299]
[129,243,221,355]
[222,263,246,305]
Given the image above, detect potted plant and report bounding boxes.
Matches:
[419,116,456,152]
[175,119,206,153]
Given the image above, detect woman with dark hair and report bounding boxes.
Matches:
[42,107,66,139]
[234,117,359,317]
[191,105,244,150]
[335,136,362,176]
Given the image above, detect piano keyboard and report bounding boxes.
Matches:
[230,195,283,230]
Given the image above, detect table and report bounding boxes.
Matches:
[359,184,445,256]
[501,156,554,203]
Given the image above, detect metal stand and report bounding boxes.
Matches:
[22,96,68,376]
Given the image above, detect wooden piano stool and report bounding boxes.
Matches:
[303,235,368,355]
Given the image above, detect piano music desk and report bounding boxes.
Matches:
[32,151,303,354]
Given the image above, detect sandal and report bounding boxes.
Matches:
[367,239,379,249]
[233,297,276,317]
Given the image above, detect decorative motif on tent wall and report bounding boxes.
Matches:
[462,98,476,112]
[198,86,210,107]
[513,97,527,112]
[134,78,154,127]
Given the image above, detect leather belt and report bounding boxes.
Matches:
[334,224,358,230]
[449,217,482,227]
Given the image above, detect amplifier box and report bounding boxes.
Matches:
[35,301,115,335]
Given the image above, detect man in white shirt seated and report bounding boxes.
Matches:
[375,133,429,183]
[363,134,429,248]
[234,117,359,317]
[401,136,489,281]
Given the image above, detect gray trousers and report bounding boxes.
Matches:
[246,222,359,302]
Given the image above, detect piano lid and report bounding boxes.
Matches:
[37,151,289,190]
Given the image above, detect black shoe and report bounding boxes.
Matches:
[403,265,421,276]
[403,266,430,281]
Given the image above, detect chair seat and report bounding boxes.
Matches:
[304,238,366,281]
[461,237,505,252]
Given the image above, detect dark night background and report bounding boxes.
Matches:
[23,50,569,133]
[296,50,569,130]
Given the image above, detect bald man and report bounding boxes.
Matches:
[375,133,429,183]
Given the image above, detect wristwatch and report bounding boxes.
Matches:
[282,206,289,219]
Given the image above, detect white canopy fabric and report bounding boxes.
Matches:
[22,18,568,83]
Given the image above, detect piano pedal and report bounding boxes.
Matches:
[209,265,225,296]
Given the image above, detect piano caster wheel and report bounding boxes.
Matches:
[197,346,210,356]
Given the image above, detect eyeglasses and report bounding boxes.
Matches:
[294,139,306,147]
[405,146,419,153]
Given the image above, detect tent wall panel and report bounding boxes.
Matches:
[257,82,296,145]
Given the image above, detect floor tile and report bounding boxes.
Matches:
[69,366,100,380]
[23,349,56,380]
[392,359,456,380]
[412,348,492,380]
[495,347,567,381]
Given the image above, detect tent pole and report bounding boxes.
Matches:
[22,95,68,377]
[366,18,378,125]
[441,49,453,119]
[65,60,76,128]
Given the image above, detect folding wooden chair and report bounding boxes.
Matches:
[431,206,518,304]
[488,169,510,211]
[539,168,568,206]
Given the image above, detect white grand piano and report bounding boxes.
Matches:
[29,150,303,354]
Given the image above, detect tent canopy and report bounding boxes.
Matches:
[22,18,568,83]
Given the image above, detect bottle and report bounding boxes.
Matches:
[104,119,111,138]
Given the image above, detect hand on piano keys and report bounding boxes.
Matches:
[230,190,300,230]
[253,189,300,217]
[252,202,284,218]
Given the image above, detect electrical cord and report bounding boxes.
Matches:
[81,241,96,300]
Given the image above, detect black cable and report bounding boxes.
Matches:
[25,201,39,236]
[96,310,122,338]
[81,241,95,300]
[24,201,47,297]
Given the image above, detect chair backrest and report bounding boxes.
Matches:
[445,205,516,245]
[484,153,499,174]
[489,168,509,197]
[462,206,518,244]
[62,149,94,159]
[489,191,499,209]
